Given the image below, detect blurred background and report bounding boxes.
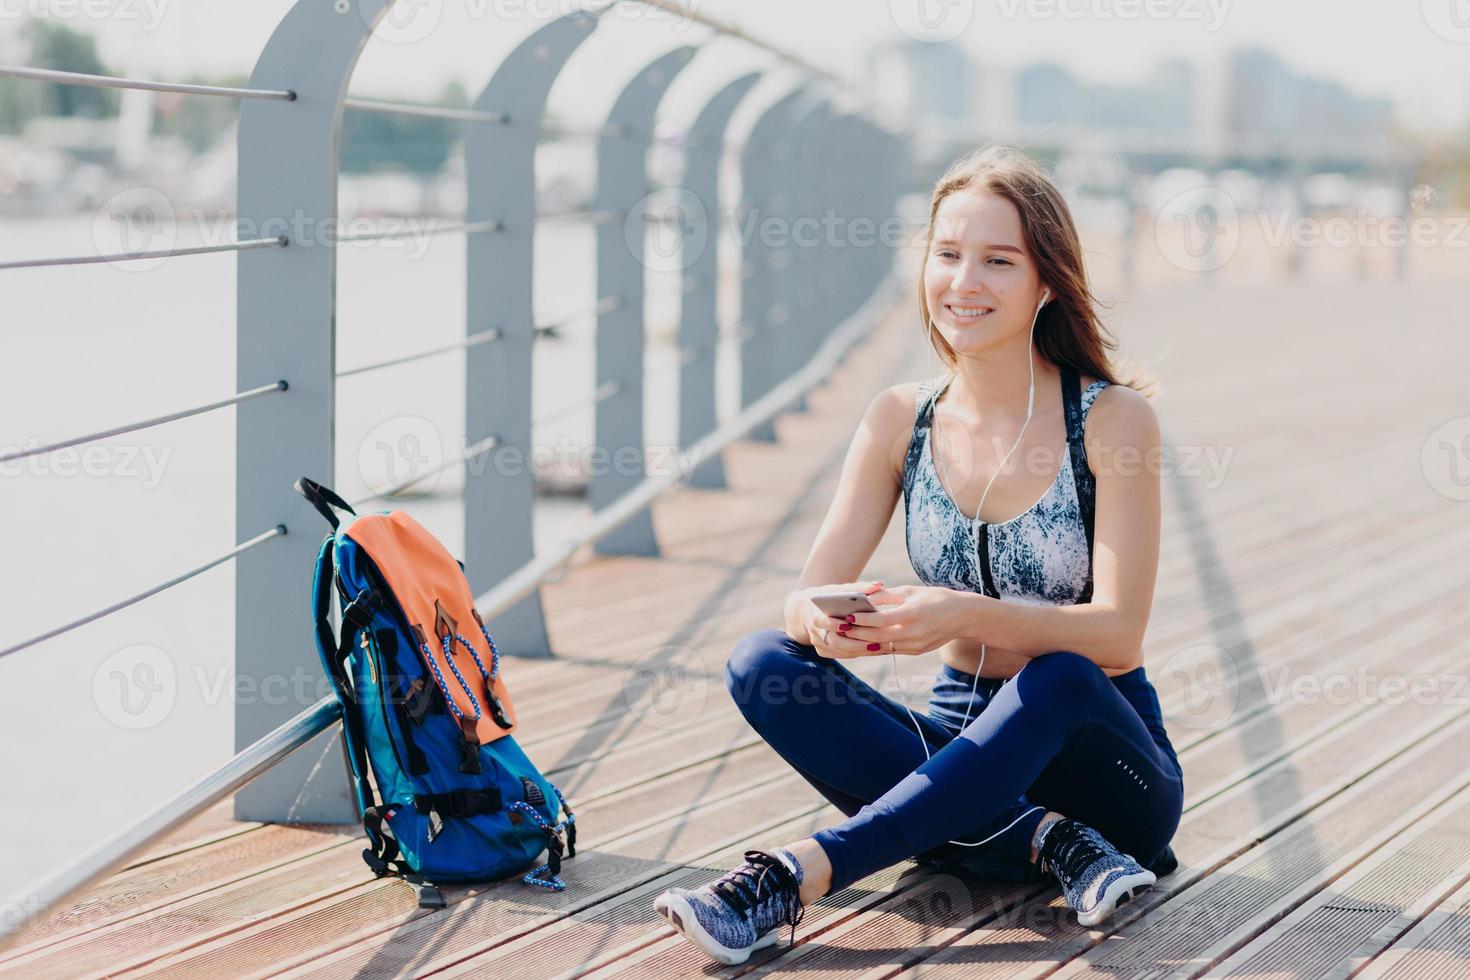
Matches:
[2,0,1468,895]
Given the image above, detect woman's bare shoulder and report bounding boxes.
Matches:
[868,382,927,485]
[1082,379,1160,471]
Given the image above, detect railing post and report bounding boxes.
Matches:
[234,0,385,824]
[676,71,762,490]
[589,46,697,558]
[817,110,855,353]
[739,86,807,442]
[770,89,829,414]
[870,122,906,296]
[464,11,602,659]
[782,93,835,400]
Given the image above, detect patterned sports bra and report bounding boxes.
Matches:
[902,364,1110,606]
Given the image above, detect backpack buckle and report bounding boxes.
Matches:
[485,690,514,730]
[446,790,473,819]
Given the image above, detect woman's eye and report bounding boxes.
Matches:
[988,257,1012,266]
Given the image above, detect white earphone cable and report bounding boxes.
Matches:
[885,288,1050,850]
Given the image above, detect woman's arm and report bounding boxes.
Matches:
[780,385,909,642]
[951,384,1163,671]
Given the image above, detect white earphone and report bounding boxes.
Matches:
[887,286,1052,850]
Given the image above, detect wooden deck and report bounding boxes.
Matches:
[6,270,1470,978]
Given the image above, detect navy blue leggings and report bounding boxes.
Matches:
[726,628,1184,894]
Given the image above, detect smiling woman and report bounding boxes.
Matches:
[654,144,1182,966]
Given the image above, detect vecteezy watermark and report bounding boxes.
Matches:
[355,417,713,496]
[92,644,178,731]
[91,652,347,731]
[889,0,977,42]
[1421,0,1470,43]
[358,415,446,500]
[0,893,46,939]
[628,186,710,275]
[342,0,700,46]
[1260,665,1470,708]
[1422,416,1470,501]
[92,189,444,271]
[1155,183,1469,273]
[0,0,170,30]
[891,873,976,933]
[917,419,1236,492]
[0,441,172,488]
[1257,211,1470,250]
[623,645,709,731]
[1154,186,1241,273]
[1154,642,1238,731]
[994,0,1230,30]
[629,188,913,271]
[92,186,177,272]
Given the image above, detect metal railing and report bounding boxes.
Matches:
[0,0,909,945]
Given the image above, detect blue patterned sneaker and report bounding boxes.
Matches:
[1035,818,1156,927]
[653,848,807,965]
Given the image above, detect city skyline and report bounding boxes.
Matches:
[0,1,1467,140]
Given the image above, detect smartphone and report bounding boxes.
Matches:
[810,591,879,617]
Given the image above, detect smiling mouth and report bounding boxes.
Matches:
[944,304,994,322]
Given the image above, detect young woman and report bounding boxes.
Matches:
[653,144,1184,965]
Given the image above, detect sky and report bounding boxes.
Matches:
[2,0,1468,137]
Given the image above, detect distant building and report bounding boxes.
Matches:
[1016,60,1195,134]
[864,38,975,126]
[1223,47,1393,143]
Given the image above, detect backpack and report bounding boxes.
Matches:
[298,477,575,909]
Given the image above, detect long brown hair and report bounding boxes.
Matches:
[919,143,1158,399]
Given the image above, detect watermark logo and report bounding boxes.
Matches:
[623,645,708,731]
[350,0,442,45]
[92,644,177,730]
[1422,0,1470,43]
[994,0,1230,29]
[890,0,976,42]
[0,0,171,31]
[1154,186,1240,273]
[0,441,172,487]
[628,186,709,274]
[91,186,176,272]
[892,872,976,932]
[357,414,445,500]
[1261,665,1470,707]
[1422,416,1470,501]
[1156,642,1237,730]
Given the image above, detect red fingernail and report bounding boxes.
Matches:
[837,624,850,632]
[845,615,855,623]
[867,643,880,651]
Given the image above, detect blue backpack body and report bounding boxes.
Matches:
[300,477,575,907]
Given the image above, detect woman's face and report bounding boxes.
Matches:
[923,187,1048,358]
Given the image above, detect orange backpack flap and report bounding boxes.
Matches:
[344,510,518,745]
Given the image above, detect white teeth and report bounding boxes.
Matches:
[949,306,991,317]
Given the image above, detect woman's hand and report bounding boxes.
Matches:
[786,580,889,660]
[837,585,971,657]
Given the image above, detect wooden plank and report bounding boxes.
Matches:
[575,623,1470,979]
[20,490,1446,975]
[11,748,807,977]
[1211,789,1470,977]
[1355,876,1470,979]
[728,699,1470,979]
[0,824,355,962]
[123,799,260,869]
[42,476,1446,975]
[173,774,834,979]
[1046,724,1470,978]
